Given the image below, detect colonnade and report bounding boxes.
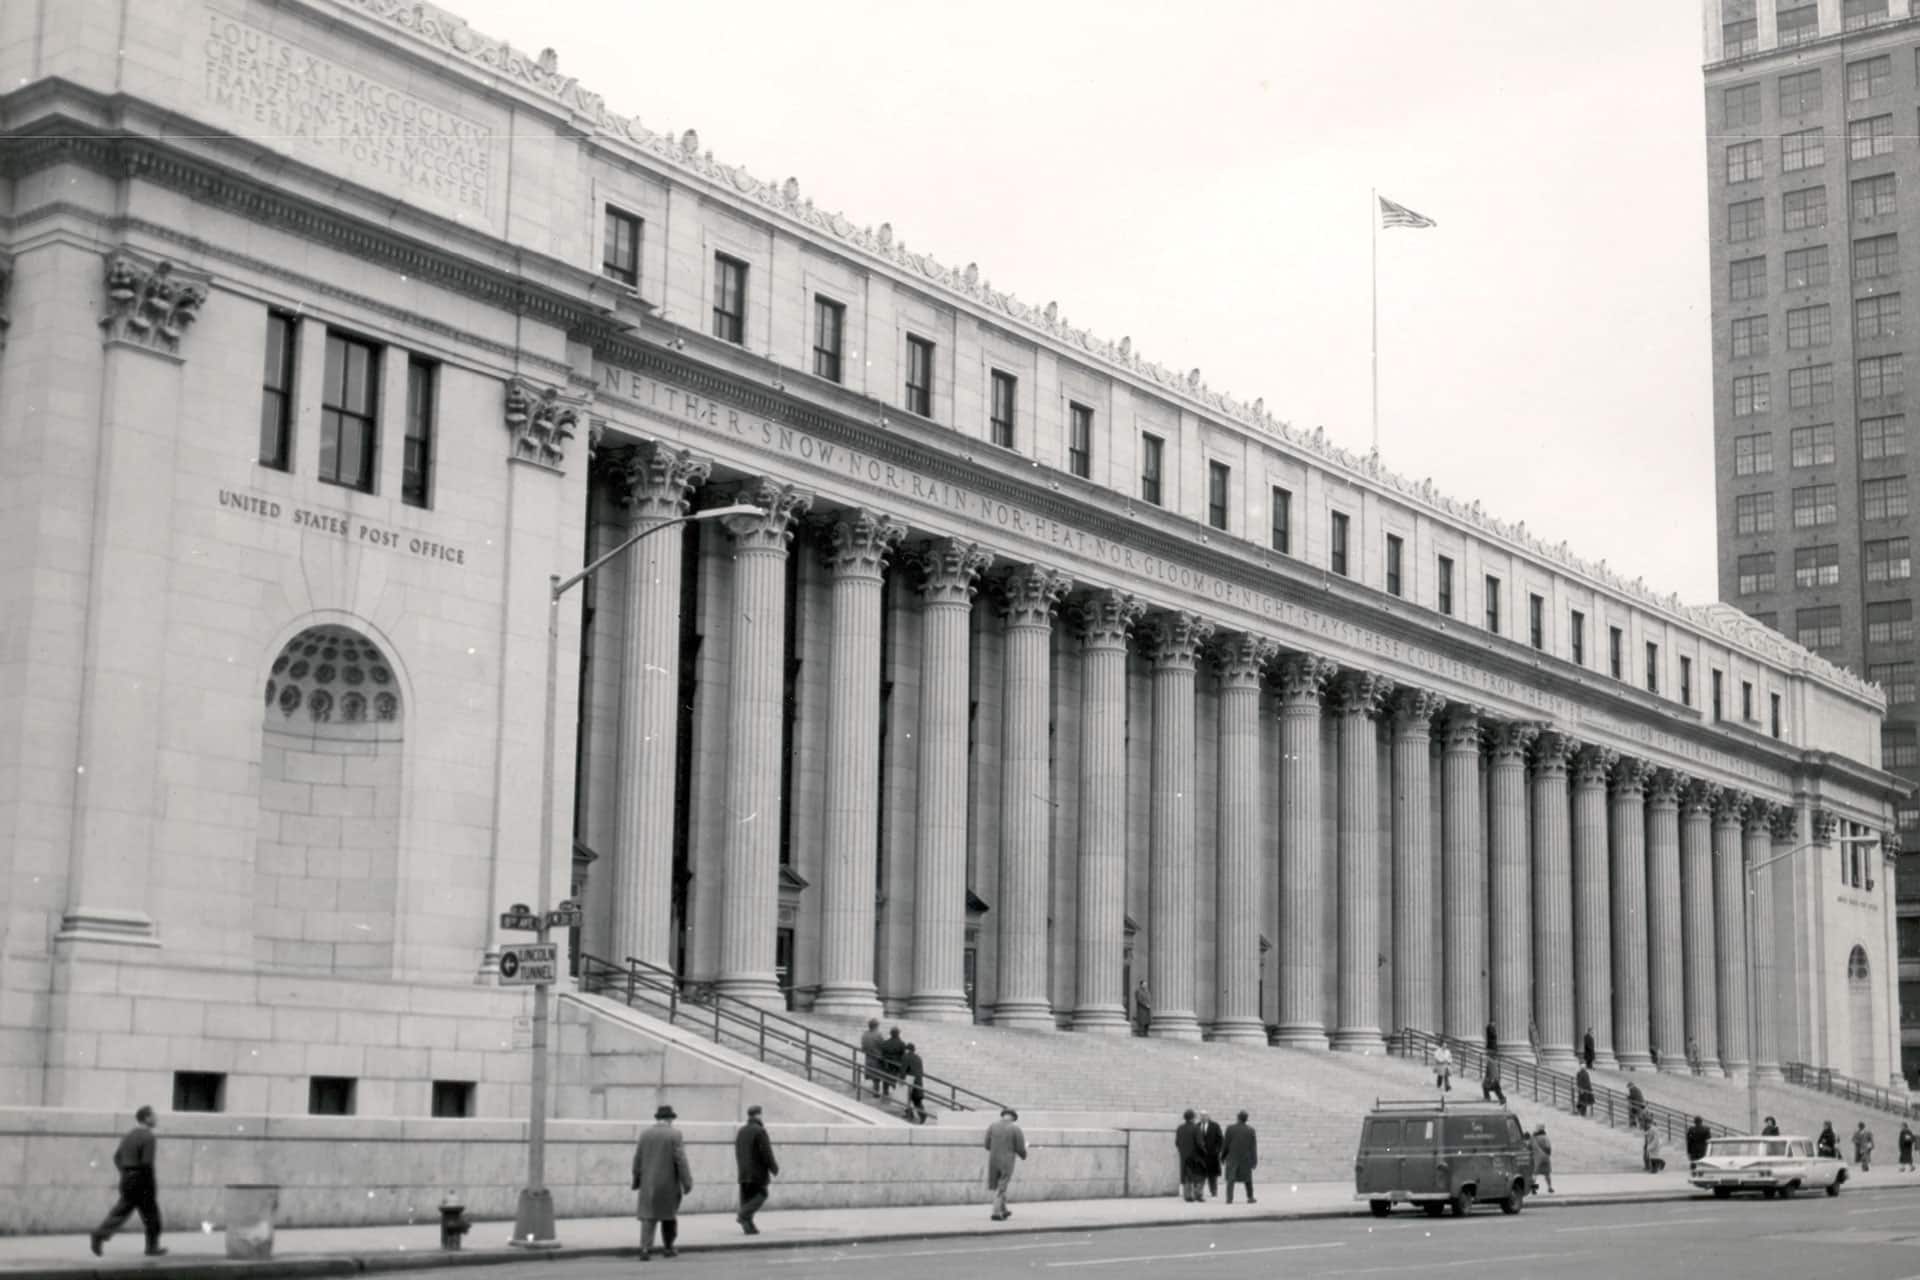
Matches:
[598,446,1820,1073]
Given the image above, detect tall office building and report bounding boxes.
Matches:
[1704,0,1920,1082]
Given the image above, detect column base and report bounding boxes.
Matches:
[1656,1059,1691,1075]
[1538,1047,1578,1071]
[1616,1051,1655,1071]
[1208,1016,1268,1045]
[54,908,159,949]
[1496,1039,1533,1061]
[1071,1005,1132,1034]
[713,976,787,1012]
[475,952,503,985]
[990,1001,1058,1032]
[905,992,974,1023]
[1330,1028,1386,1055]
[811,985,884,1020]
[1753,1063,1782,1082]
[1717,1059,1748,1078]
[1147,1014,1204,1042]
[1271,1023,1329,1050]
[1589,1051,1619,1071]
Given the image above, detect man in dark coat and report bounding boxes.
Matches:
[1174,1109,1203,1202]
[861,1018,884,1094]
[1134,981,1152,1037]
[1198,1110,1225,1198]
[985,1107,1027,1221]
[1762,1116,1780,1136]
[1221,1110,1258,1204]
[902,1042,927,1124]
[1574,1066,1594,1117]
[734,1105,779,1235]
[1582,1027,1596,1070]
[633,1104,694,1260]
[89,1106,164,1258]
[880,1027,909,1097]
[1817,1121,1839,1159]
[1626,1081,1645,1129]
[1485,1020,1498,1059]
[1480,1059,1506,1105]
[1685,1116,1712,1165]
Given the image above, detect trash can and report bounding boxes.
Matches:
[224,1183,280,1260]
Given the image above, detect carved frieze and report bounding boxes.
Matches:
[1071,589,1146,650]
[100,253,206,354]
[505,377,584,469]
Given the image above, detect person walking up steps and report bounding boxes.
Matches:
[1432,1042,1453,1092]
[89,1106,164,1258]
[985,1107,1026,1221]
[1222,1110,1258,1204]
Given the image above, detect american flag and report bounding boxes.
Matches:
[1378,196,1437,230]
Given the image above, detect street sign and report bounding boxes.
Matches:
[499,901,541,931]
[546,907,583,929]
[498,944,559,986]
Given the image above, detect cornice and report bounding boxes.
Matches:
[1703,15,1920,73]
[1798,750,1916,806]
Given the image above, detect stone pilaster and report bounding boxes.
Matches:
[1645,770,1687,1073]
[1211,633,1279,1044]
[1530,731,1578,1068]
[1571,744,1618,1069]
[1070,591,1146,1033]
[1142,611,1213,1041]
[812,510,907,1017]
[1608,756,1655,1070]
[1487,721,1538,1058]
[1768,803,1802,1075]
[1680,781,1721,1072]
[605,444,711,972]
[991,564,1074,1031]
[1275,653,1337,1048]
[714,481,814,1010]
[1391,689,1446,1036]
[1332,671,1394,1053]
[1712,789,1752,1075]
[1441,704,1486,1040]
[907,538,994,1021]
[1746,800,1781,1081]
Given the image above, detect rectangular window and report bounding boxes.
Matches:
[431,1080,476,1119]
[1785,304,1829,349]
[1771,693,1783,739]
[1712,669,1724,720]
[1387,534,1404,597]
[1854,173,1898,221]
[1437,555,1454,616]
[1868,599,1916,644]
[812,295,845,382]
[1865,475,1910,520]
[1863,414,1908,459]
[1778,3,1818,43]
[1207,460,1230,531]
[1484,575,1501,634]
[1735,492,1775,534]
[1646,641,1660,694]
[172,1071,226,1114]
[1528,592,1544,649]
[1785,245,1829,289]
[1856,294,1901,342]
[1141,432,1164,506]
[1681,655,1694,706]
[1725,81,1763,126]
[319,332,379,493]
[1779,70,1823,116]
[1849,54,1895,101]
[1331,511,1350,577]
[711,254,747,343]
[1856,233,1900,279]
[1851,115,1896,160]
[1794,543,1841,587]
[1870,661,1917,703]
[1886,727,1920,767]
[1729,197,1766,242]
[1782,186,1827,231]
[1861,353,1905,400]
[1609,626,1623,679]
[308,1076,357,1116]
[1735,432,1774,475]
[602,206,641,287]
[1847,0,1888,27]
[1733,373,1770,416]
[1787,366,1833,410]
[1738,551,1777,593]
[1866,536,1912,581]
[1782,128,1825,172]
[989,370,1016,448]
[1742,680,1755,720]
[1726,16,1759,54]
[1792,483,1838,527]
[1734,314,1771,358]
[1730,256,1767,300]
[402,357,435,509]
[1068,402,1092,478]
[1727,139,1764,183]
[1790,423,1836,466]
[1570,609,1586,665]
[1270,486,1292,553]
[259,310,296,472]
[905,335,934,417]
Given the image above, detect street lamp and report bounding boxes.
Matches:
[511,500,764,1248]
[1743,831,1880,1135]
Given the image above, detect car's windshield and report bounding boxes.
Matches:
[1710,1139,1787,1158]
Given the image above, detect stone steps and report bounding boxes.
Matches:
[1590,1064,1909,1149]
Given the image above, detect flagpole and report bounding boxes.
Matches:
[1370,187,1379,454]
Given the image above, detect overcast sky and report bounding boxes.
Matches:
[447,0,1716,602]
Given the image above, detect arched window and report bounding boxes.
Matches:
[1849,945,1871,981]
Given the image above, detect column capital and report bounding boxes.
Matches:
[1743,797,1777,833]
[1142,611,1214,670]
[1485,720,1540,762]
[1885,829,1904,856]
[1389,687,1446,733]
[1212,633,1279,688]
[1609,755,1655,797]
[504,376,587,470]
[1812,806,1840,842]
[1071,589,1146,649]
[820,509,907,578]
[1682,779,1721,817]
[1768,804,1800,842]
[721,480,814,550]
[1332,671,1395,718]
[1276,653,1337,706]
[996,564,1074,627]
[1713,788,1752,827]
[101,252,207,355]
[1530,728,1578,777]
[1646,768,1686,808]
[913,537,993,603]
[600,441,712,519]
[1440,703,1485,750]
[1571,744,1618,786]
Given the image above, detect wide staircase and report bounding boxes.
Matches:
[1588,1060,1911,1148]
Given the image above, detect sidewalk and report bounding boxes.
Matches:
[7,1168,1918,1278]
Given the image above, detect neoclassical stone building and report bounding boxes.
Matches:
[0,0,1907,1120]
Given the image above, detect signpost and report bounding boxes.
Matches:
[498,944,559,986]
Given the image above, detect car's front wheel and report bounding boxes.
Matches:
[1761,1187,1777,1199]
[1712,1186,1733,1199]
[1422,1202,1446,1218]
[1826,1176,1843,1197]
[1369,1200,1391,1218]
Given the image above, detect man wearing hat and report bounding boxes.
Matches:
[733,1105,779,1235]
[984,1106,1027,1222]
[633,1104,694,1260]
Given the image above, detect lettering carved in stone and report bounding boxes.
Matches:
[996,564,1074,628]
[1141,611,1214,670]
[1072,589,1145,649]
[820,509,906,578]
[1212,634,1279,689]
[100,254,207,353]
[505,378,584,469]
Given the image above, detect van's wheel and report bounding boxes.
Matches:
[1501,1182,1524,1215]
[1422,1201,1446,1218]
[1712,1187,1732,1199]
[1369,1200,1391,1218]
[1451,1188,1474,1217]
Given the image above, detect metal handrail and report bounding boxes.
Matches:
[1387,1028,1738,1146]
[1781,1061,1917,1118]
[576,953,1006,1116]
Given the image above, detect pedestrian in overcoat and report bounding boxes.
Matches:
[861,1018,884,1094]
[985,1107,1027,1221]
[734,1105,779,1235]
[1574,1066,1594,1117]
[633,1104,694,1260]
[1221,1110,1258,1204]
[1641,1116,1665,1174]
[880,1026,909,1095]
[1485,1020,1498,1059]
[1582,1028,1596,1070]
[1854,1122,1875,1171]
[1198,1110,1225,1198]
[1175,1109,1204,1202]
[902,1043,928,1124]
[1685,1116,1712,1164]
[1898,1122,1915,1171]
[1818,1121,1839,1159]
[1530,1125,1554,1194]
[89,1106,164,1258]
[1134,981,1152,1037]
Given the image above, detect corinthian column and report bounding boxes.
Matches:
[1713,789,1752,1075]
[1571,744,1618,1069]
[715,481,814,1010]
[1142,612,1213,1041]
[812,510,907,1017]
[907,538,994,1021]
[1071,591,1146,1033]
[992,564,1074,1031]
[1747,800,1781,1081]
[1212,633,1278,1044]
[605,443,711,971]
[1332,671,1394,1053]
[1488,721,1538,1058]
[1275,653,1336,1048]
[1441,704,1486,1040]
[1609,756,1655,1070]
[1530,731,1577,1068]
[1645,770,1687,1073]
[1391,689,1445,1036]
[1681,781,1721,1072]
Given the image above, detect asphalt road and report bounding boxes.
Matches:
[456,1190,1920,1279]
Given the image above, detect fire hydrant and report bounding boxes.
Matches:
[438,1193,471,1251]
